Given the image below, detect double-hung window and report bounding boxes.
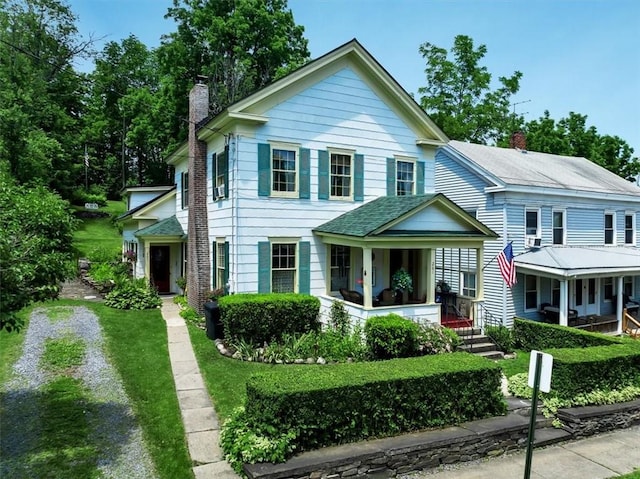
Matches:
[181,171,189,209]
[552,279,560,306]
[525,208,539,238]
[605,212,615,245]
[272,146,297,197]
[603,277,613,302]
[216,240,226,289]
[624,276,634,297]
[552,210,565,245]
[524,274,538,311]
[271,243,297,293]
[330,245,350,292]
[396,159,415,196]
[330,151,353,199]
[625,213,635,245]
[461,272,477,297]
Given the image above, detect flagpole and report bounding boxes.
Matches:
[84,144,88,191]
[482,241,513,271]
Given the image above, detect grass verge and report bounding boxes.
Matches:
[188,323,274,421]
[84,300,193,478]
[497,349,530,379]
[0,306,32,384]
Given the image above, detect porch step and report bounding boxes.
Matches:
[534,427,572,447]
[459,341,498,354]
[452,327,481,337]
[457,332,504,360]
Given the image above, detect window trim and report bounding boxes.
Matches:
[328,148,354,201]
[624,212,635,245]
[524,207,540,239]
[181,171,189,209]
[269,237,300,293]
[395,156,416,196]
[604,211,616,245]
[552,209,566,245]
[603,277,613,302]
[215,238,226,290]
[524,274,539,312]
[270,142,299,198]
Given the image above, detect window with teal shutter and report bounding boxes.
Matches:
[354,153,364,201]
[224,241,230,287]
[298,241,311,294]
[223,145,229,197]
[210,152,217,198]
[257,242,271,292]
[299,148,310,199]
[211,241,217,286]
[386,158,396,196]
[258,143,271,196]
[318,150,329,200]
[417,161,425,194]
[181,172,189,208]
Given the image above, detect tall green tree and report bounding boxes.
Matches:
[158,0,310,148]
[520,111,639,181]
[0,0,90,197]
[418,35,522,145]
[0,171,77,332]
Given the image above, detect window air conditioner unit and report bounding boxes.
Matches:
[215,185,226,199]
[526,236,541,248]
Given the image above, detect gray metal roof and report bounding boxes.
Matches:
[515,246,640,277]
[446,140,640,197]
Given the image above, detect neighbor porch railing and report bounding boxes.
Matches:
[622,309,640,339]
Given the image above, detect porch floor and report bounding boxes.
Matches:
[568,314,619,333]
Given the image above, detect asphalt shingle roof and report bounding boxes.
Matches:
[313,194,438,237]
[447,140,640,196]
[135,215,185,238]
[515,245,640,275]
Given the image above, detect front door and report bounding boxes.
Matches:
[150,245,171,293]
[574,278,598,317]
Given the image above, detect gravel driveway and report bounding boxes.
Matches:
[0,305,158,478]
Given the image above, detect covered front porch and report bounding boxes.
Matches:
[312,194,498,327]
[516,245,640,335]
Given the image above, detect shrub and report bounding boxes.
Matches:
[244,353,506,455]
[485,325,515,353]
[418,323,461,354]
[179,305,203,327]
[513,318,620,350]
[220,407,298,474]
[364,314,420,359]
[104,278,162,310]
[329,300,350,335]
[87,262,118,282]
[85,245,120,264]
[219,293,320,344]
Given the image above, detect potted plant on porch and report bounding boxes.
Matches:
[392,268,413,304]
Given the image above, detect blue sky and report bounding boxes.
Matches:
[68,0,640,155]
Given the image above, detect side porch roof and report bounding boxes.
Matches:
[313,194,498,247]
[515,246,640,278]
[134,215,185,239]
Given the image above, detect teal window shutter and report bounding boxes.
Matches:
[417,161,425,194]
[386,158,396,196]
[211,241,217,286]
[318,150,329,200]
[299,147,310,199]
[258,143,271,196]
[222,146,229,198]
[354,153,364,202]
[258,242,271,293]
[298,241,311,294]
[210,153,217,198]
[177,173,182,206]
[224,241,230,287]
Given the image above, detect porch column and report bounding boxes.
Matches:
[475,246,484,301]
[144,242,151,281]
[617,276,624,334]
[559,279,569,326]
[425,248,436,304]
[362,246,373,308]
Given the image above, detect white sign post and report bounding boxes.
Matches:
[524,350,553,479]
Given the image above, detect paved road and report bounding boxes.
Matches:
[404,425,640,479]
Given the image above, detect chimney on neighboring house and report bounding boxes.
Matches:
[510,131,527,150]
[187,77,210,314]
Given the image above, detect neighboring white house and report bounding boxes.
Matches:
[120,39,499,324]
[434,139,640,333]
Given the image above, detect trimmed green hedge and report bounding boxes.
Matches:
[548,343,640,399]
[514,318,622,350]
[219,293,320,344]
[364,314,420,359]
[244,352,506,452]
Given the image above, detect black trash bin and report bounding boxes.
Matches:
[204,301,224,340]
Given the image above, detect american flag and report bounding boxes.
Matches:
[497,243,517,288]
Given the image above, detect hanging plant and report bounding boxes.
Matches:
[392,268,413,293]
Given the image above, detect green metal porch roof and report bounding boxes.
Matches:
[134,215,185,238]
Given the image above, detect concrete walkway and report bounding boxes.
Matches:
[161,298,240,479]
[406,424,640,479]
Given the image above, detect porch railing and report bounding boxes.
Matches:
[472,302,504,352]
[623,309,640,339]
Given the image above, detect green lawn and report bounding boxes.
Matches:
[73,200,126,259]
[497,349,530,378]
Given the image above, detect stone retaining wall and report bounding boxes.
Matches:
[244,399,640,479]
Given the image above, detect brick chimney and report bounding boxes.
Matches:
[186,79,210,314]
[509,131,526,150]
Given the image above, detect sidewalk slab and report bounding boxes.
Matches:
[169,341,197,362]
[172,359,201,376]
[193,461,239,479]
[178,389,214,410]
[182,406,219,433]
[174,371,206,391]
[187,430,224,463]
